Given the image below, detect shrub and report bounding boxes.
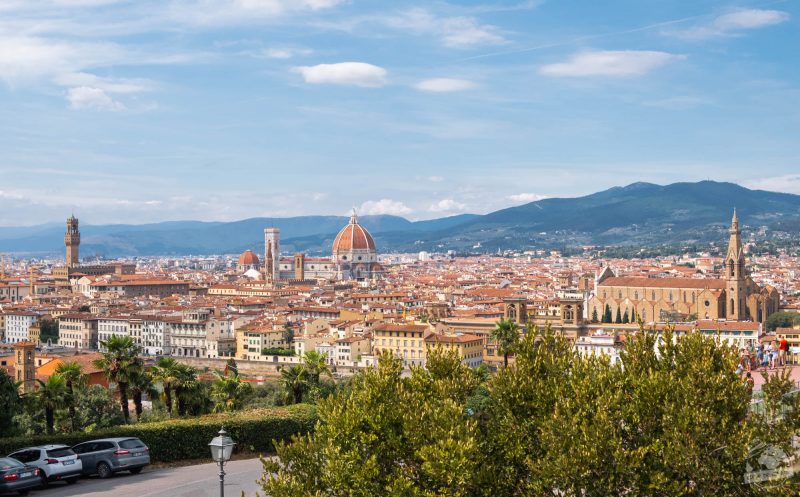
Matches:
[0,404,316,463]
[262,348,295,356]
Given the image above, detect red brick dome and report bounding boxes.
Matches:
[238,250,260,266]
[333,210,376,252]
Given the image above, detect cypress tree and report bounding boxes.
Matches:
[615,307,622,324]
[604,304,612,323]
[591,308,599,323]
[622,309,630,324]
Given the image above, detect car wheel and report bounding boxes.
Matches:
[129,467,143,475]
[97,462,113,479]
[39,472,49,488]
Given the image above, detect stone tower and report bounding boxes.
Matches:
[14,341,36,394]
[294,253,305,281]
[264,228,280,282]
[724,209,747,320]
[64,215,80,268]
[503,297,528,325]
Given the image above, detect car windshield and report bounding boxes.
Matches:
[46,448,75,458]
[0,458,23,470]
[119,439,146,449]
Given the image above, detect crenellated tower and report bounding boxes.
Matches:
[64,215,80,268]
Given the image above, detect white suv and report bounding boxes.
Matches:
[8,445,83,487]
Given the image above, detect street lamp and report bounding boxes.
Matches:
[209,426,236,497]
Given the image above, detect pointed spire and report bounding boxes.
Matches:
[729,207,739,234]
[350,207,358,224]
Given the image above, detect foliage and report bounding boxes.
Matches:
[210,371,254,413]
[262,348,295,356]
[261,349,483,497]
[244,381,286,409]
[282,323,295,345]
[765,311,800,332]
[39,318,59,344]
[261,325,800,497]
[94,335,143,423]
[149,356,180,414]
[0,404,316,463]
[0,369,20,437]
[54,361,85,432]
[173,362,201,416]
[36,375,67,434]
[73,384,125,431]
[490,318,520,367]
[280,365,307,405]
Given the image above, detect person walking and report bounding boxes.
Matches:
[779,337,788,367]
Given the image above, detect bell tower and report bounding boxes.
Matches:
[264,228,280,282]
[724,209,746,320]
[64,215,80,268]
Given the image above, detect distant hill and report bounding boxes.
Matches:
[1,181,799,256]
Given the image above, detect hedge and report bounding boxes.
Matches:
[0,404,317,463]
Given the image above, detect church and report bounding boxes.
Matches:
[587,210,780,324]
[240,209,382,282]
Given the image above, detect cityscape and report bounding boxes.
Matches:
[2,0,800,496]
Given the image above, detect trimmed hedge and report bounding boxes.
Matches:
[0,404,317,463]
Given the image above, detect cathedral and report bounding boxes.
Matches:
[241,209,382,282]
[587,210,779,324]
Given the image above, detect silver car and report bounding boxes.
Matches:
[72,438,150,478]
[7,445,82,487]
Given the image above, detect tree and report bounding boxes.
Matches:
[54,361,85,432]
[622,308,630,324]
[172,363,199,416]
[36,375,67,435]
[149,357,180,414]
[74,385,124,431]
[302,351,331,387]
[261,349,484,497]
[0,369,19,437]
[210,371,253,413]
[279,365,307,405]
[614,306,622,324]
[282,323,295,346]
[39,318,59,344]
[765,311,800,332]
[603,304,612,323]
[129,368,156,420]
[93,335,142,423]
[591,308,599,323]
[491,318,520,367]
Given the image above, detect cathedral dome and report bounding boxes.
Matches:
[238,250,260,266]
[333,210,376,253]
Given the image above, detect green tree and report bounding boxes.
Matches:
[149,357,180,414]
[54,361,85,432]
[261,349,483,497]
[491,318,520,367]
[279,365,307,405]
[591,307,599,323]
[93,335,142,423]
[603,303,612,323]
[39,317,59,344]
[0,369,19,437]
[129,367,156,420]
[73,384,124,431]
[302,351,331,387]
[614,306,622,323]
[36,375,67,434]
[765,311,800,332]
[622,308,630,323]
[282,323,295,346]
[172,363,199,416]
[210,371,254,412]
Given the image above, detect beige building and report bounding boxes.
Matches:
[334,335,372,366]
[373,323,430,367]
[424,333,484,368]
[59,313,99,349]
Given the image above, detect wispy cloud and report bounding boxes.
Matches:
[414,78,477,92]
[428,198,467,213]
[507,193,546,203]
[293,62,388,87]
[540,50,685,77]
[743,175,800,195]
[382,8,507,48]
[262,46,314,59]
[667,9,789,40]
[360,199,412,216]
[66,86,125,111]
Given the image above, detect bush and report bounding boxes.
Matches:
[0,404,316,463]
[262,348,295,356]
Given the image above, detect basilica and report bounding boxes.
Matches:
[240,209,382,282]
[587,210,779,325]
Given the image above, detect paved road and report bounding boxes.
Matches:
[32,458,265,497]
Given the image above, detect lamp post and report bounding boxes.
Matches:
[209,426,236,497]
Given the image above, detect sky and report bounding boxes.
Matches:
[0,0,798,226]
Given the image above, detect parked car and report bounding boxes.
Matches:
[0,457,42,496]
[72,438,150,478]
[6,445,82,487]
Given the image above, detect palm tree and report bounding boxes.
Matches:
[210,371,253,413]
[93,335,142,424]
[54,361,85,432]
[172,363,198,416]
[150,357,179,414]
[280,365,307,404]
[491,318,520,367]
[36,375,67,434]
[302,351,331,386]
[129,368,157,420]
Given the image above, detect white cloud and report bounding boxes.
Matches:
[507,193,546,203]
[66,86,125,111]
[414,78,477,92]
[743,175,800,195]
[540,50,685,77]
[428,199,467,213]
[668,9,789,40]
[381,8,506,48]
[55,72,153,93]
[359,199,412,216]
[293,62,388,87]
[164,0,345,26]
[263,47,313,59]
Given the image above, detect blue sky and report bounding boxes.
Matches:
[0,0,798,225]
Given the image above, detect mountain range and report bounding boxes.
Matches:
[2,181,799,257]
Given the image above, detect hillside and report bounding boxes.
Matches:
[1,181,799,256]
